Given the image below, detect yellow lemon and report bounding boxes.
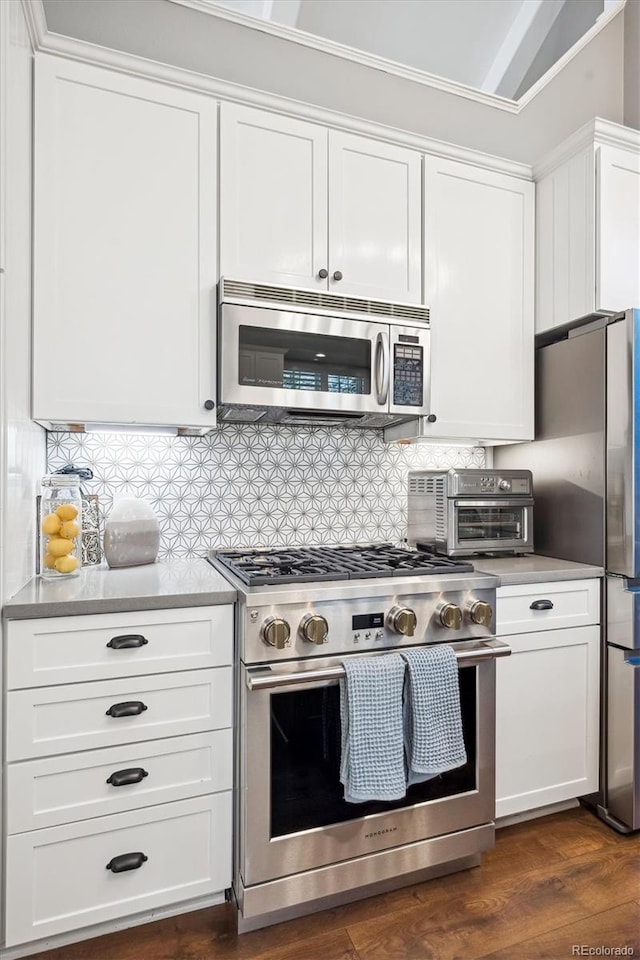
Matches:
[41,513,62,536]
[43,553,56,569]
[56,503,78,522]
[54,555,79,574]
[60,520,80,540]
[47,537,74,558]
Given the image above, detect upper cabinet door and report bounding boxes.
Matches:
[423,156,534,442]
[597,145,640,313]
[328,132,421,303]
[33,55,217,429]
[220,103,328,290]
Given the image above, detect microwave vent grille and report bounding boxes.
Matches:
[220,279,429,324]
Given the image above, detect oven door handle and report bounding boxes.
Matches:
[245,639,511,691]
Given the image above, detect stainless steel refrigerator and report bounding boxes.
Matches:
[496,308,640,833]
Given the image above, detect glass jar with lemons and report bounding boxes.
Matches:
[40,474,82,578]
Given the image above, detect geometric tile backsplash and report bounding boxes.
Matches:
[47,427,485,560]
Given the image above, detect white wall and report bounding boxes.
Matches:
[624,0,640,129]
[41,0,624,165]
[0,0,47,603]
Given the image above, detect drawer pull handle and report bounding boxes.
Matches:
[106,852,148,873]
[530,599,554,611]
[106,701,148,718]
[106,767,149,787]
[107,634,149,650]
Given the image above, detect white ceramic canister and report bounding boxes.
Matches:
[103,498,160,568]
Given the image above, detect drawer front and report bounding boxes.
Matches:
[6,668,232,761]
[496,579,600,636]
[6,605,233,689]
[5,793,232,946]
[6,730,232,833]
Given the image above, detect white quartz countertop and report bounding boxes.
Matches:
[3,559,237,619]
[473,554,604,586]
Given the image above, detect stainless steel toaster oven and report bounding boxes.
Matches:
[407,468,534,557]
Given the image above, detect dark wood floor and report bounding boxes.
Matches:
[35,807,640,960]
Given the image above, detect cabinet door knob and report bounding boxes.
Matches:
[203,399,215,411]
[106,852,148,873]
[106,767,149,787]
[530,599,554,611]
[105,701,148,718]
[318,268,328,279]
[427,414,437,423]
[106,634,148,650]
[332,270,343,281]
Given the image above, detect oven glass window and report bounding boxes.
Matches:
[238,326,371,394]
[457,506,523,541]
[270,667,477,838]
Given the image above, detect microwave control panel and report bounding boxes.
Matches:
[393,341,423,407]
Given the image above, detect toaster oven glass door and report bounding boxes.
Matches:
[451,499,532,552]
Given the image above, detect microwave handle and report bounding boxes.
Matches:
[375,331,390,406]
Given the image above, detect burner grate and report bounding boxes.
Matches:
[211,544,474,586]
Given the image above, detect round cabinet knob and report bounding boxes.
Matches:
[388,605,417,637]
[438,603,462,630]
[261,616,291,650]
[300,613,329,645]
[203,399,215,411]
[426,414,437,423]
[468,600,493,627]
[332,270,343,282]
[318,268,329,279]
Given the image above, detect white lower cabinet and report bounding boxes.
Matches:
[495,580,600,819]
[3,605,234,948]
[5,793,232,947]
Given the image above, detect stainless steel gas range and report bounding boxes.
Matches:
[208,543,508,933]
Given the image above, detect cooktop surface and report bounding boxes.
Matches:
[209,543,474,586]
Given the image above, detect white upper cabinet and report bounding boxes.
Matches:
[328,132,421,302]
[219,104,328,291]
[536,126,640,335]
[422,156,534,442]
[220,103,422,303]
[597,145,640,314]
[33,55,217,430]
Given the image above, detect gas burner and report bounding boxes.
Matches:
[210,543,474,586]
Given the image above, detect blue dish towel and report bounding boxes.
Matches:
[401,645,467,785]
[340,654,406,804]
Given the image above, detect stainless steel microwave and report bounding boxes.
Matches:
[407,468,534,557]
[217,279,431,428]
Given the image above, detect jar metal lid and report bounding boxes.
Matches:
[42,474,81,488]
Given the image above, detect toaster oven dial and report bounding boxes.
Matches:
[388,606,417,637]
[300,613,329,645]
[438,602,462,630]
[468,600,493,627]
[261,616,291,650]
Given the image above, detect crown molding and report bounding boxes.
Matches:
[25,1,534,181]
[169,0,520,114]
[533,116,640,179]
[20,0,47,51]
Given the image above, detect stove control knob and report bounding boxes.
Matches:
[300,613,329,645]
[388,605,417,637]
[438,602,462,630]
[468,600,493,627]
[261,616,291,649]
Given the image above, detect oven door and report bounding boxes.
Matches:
[448,499,534,556]
[219,303,390,414]
[239,640,508,887]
